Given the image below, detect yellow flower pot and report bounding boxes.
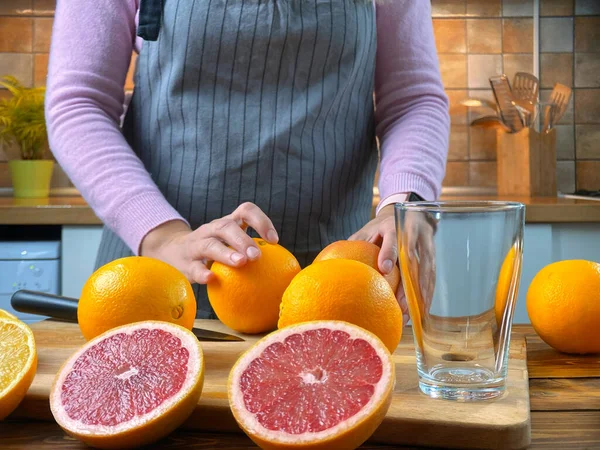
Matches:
[8,160,54,198]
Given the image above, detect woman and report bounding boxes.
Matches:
[45,0,449,321]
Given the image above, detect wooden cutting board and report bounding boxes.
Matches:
[12,319,531,449]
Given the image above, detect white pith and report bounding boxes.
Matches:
[230,320,393,444]
[49,321,203,436]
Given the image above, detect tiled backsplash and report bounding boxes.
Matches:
[434,0,600,192]
[0,0,598,192]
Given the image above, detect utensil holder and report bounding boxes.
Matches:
[496,128,557,196]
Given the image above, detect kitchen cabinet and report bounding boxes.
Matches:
[58,223,600,324]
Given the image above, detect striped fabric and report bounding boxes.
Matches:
[96,0,379,318]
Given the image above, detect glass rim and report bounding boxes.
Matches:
[394,200,525,213]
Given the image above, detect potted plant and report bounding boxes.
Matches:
[0,75,53,198]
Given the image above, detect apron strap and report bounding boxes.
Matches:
[137,0,165,41]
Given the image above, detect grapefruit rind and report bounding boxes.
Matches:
[49,320,204,449]
[228,320,395,449]
[0,318,38,420]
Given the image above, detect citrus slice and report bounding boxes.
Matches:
[50,321,204,449]
[0,317,38,420]
[0,309,18,321]
[228,320,395,450]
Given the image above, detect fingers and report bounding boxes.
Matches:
[205,217,260,262]
[230,202,279,244]
[190,236,250,267]
[396,286,410,327]
[377,225,398,275]
[417,232,436,312]
[188,261,214,284]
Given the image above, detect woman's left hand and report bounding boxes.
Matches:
[348,204,409,326]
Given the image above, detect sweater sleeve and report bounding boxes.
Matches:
[374,0,450,203]
[45,0,188,255]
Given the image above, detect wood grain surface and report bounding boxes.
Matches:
[9,320,531,450]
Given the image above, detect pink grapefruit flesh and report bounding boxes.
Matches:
[50,321,204,449]
[229,320,395,449]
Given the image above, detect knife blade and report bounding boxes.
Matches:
[10,290,244,342]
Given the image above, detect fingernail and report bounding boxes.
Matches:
[231,252,244,263]
[382,259,393,274]
[247,246,260,259]
[267,229,279,243]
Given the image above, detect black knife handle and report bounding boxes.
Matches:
[11,290,79,322]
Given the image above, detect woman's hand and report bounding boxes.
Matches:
[140,202,279,284]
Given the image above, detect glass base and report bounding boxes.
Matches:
[418,367,505,401]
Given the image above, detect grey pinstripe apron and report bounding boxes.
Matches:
[95,0,379,318]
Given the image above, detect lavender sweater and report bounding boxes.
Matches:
[45,0,450,254]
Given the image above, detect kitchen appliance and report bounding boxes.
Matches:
[10,289,244,341]
[0,241,60,323]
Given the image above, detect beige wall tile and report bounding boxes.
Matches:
[468,54,502,88]
[540,53,573,89]
[576,125,600,159]
[556,161,576,193]
[448,125,469,161]
[574,89,600,124]
[540,0,574,16]
[575,53,600,88]
[469,127,496,160]
[467,19,502,53]
[125,53,137,91]
[502,0,534,16]
[541,18,574,53]
[0,53,33,87]
[576,161,600,190]
[446,90,469,125]
[575,0,600,15]
[0,0,32,15]
[433,20,466,53]
[575,17,600,52]
[0,17,33,53]
[33,17,52,53]
[469,161,497,186]
[33,52,47,86]
[467,89,498,121]
[555,125,575,160]
[33,0,55,16]
[0,162,12,187]
[466,0,501,17]
[443,162,469,186]
[50,163,72,188]
[432,0,466,17]
[503,19,534,53]
[541,88,574,124]
[503,54,533,86]
[438,54,467,88]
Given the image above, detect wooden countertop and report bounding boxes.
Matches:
[0,194,599,226]
[2,324,599,449]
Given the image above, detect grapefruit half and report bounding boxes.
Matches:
[228,321,395,450]
[50,321,204,449]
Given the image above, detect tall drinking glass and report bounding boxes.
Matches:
[395,201,525,401]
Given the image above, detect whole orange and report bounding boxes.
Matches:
[278,259,403,352]
[314,240,401,293]
[527,260,600,355]
[207,238,301,334]
[77,256,196,340]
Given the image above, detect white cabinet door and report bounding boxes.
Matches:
[61,226,103,299]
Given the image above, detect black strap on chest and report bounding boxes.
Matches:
[137,0,165,41]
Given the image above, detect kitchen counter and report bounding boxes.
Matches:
[1,325,599,449]
[0,194,599,225]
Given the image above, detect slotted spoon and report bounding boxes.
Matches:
[512,72,539,115]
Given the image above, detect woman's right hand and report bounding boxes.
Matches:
[140,202,279,284]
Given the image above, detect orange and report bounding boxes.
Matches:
[278,259,403,352]
[527,260,600,355]
[228,320,395,450]
[50,321,204,449]
[314,240,401,293]
[495,245,520,326]
[0,318,37,420]
[207,238,301,334]
[0,309,18,321]
[77,256,196,341]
